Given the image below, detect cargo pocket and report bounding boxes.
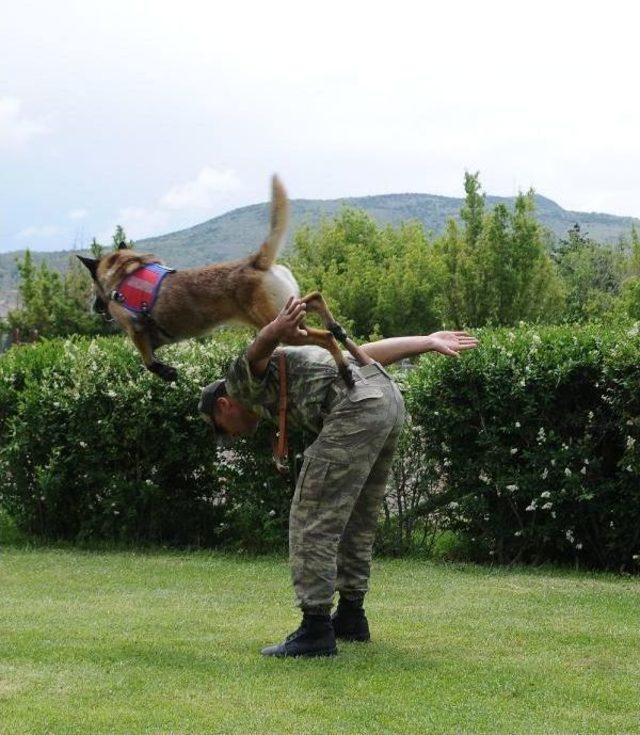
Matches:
[346,384,383,403]
[293,455,330,503]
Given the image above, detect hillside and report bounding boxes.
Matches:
[2,191,639,314]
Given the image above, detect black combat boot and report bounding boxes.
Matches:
[331,596,371,642]
[261,613,338,658]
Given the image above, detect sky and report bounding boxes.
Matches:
[2,0,640,253]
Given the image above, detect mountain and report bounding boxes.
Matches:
[2,192,639,315]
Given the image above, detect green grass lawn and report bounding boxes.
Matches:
[1,545,639,735]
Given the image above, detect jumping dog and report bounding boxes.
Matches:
[78,176,354,384]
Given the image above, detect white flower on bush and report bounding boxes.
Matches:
[506,484,518,492]
[541,502,553,510]
[79,441,87,449]
[515,421,521,428]
[479,470,491,484]
[540,491,551,499]
[525,500,537,511]
[576,542,583,550]
[514,530,523,537]
[106,390,116,398]
[448,501,460,510]
[580,467,587,475]
[551,511,557,519]
[268,509,276,517]
[510,448,518,455]
[564,467,572,477]
[537,427,546,443]
[626,436,636,449]
[565,529,575,543]
[541,467,549,480]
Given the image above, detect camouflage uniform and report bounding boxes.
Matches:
[225,345,406,615]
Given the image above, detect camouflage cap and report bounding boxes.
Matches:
[198,379,227,437]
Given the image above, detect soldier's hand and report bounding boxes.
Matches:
[427,331,478,358]
[269,296,308,342]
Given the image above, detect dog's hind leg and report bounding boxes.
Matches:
[300,291,346,340]
[246,289,355,386]
[300,291,373,370]
[290,325,355,388]
[129,328,178,382]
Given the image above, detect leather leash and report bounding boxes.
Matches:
[272,350,289,474]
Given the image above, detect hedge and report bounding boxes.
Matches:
[0,333,302,551]
[1,325,639,570]
[406,322,640,570]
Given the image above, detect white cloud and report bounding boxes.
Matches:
[0,97,48,150]
[17,225,60,239]
[68,208,88,220]
[99,206,171,243]
[101,167,242,242]
[160,167,241,211]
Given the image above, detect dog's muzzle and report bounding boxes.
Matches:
[93,295,113,321]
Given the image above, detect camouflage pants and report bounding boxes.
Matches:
[289,361,406,614]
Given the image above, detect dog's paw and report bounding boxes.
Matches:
[328,321,349,344]
[149,361,178,382]
[341,364,356,389]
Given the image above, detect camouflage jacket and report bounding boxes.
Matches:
[224,346,355,435]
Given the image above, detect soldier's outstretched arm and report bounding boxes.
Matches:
[360,331,478,366]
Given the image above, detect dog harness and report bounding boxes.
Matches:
[111,263,174,314]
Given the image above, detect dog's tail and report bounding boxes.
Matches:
[251,175,289,271]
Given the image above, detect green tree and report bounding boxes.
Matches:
[3,249,113,340]
[436,176,564,327]
[111,225,133,250]
[554,224,624,322]
[290,209,443,338]
[460,170,484,248]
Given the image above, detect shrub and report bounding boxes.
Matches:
[407,322,640,570]
[2,325,640,571]
[0,333,306,551]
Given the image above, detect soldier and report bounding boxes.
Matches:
[199,297,478,657]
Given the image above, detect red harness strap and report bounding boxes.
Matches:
[113,263,174,314]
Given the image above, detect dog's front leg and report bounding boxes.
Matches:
[130,328,178,383]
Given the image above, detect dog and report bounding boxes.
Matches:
[78,176,353,384]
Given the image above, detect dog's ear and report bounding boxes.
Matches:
[117,241,128,250]
[77,255,99,280]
